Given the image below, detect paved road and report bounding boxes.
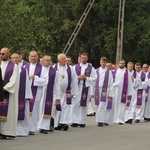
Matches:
[1,117,150,150]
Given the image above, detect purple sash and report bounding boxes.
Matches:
[95,69,100,105]
[136,90,143,108]
[22,60,29,67]
[0,61,14,121]
[133,71,146,81]
[94,68,110,105]
[55,64,72,105]
[75,63,92,107]
[107,98,113,109]
[121,69,128,103]
[25,62,42,115]
[43,66,56,118]
[126,96,132,109]
[133,71,146,107]
[145,72,150,102]
[145,87,149,102]
[101,69,109,102]
[18,67,26,120]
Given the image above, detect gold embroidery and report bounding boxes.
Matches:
[43,115,51,119]
[19,103,24,110]
[136,105,141,109]
[82,93,86,100]
[102,92,106,96]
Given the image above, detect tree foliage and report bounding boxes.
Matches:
[0,0,149,66]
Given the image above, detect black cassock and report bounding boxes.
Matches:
[0,68,4,101]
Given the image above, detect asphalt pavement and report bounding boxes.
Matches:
[1,116,150,150]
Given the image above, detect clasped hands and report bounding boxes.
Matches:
[78,75,87,80]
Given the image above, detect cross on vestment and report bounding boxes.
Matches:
[82,93,86,100]
[19,103,25,110]
[46,101,51,107]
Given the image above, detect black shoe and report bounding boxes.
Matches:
[54,126,62,130]
[144,117,149,122]
[119,122,124,125]
[29,131,35,135]
[104,123,109,126]
[80,124,85,128]
[40,129,44,133]
[0,135,7,139]
[43,130,48,134]
[135,119,140,123]
[62,124,69,131]
[125,119,132,124]
[87,113,94,116]
[98,122,104,127]
[71,123,78,127]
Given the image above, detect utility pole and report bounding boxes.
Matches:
[62,0,95,55]
[116,0,125,64]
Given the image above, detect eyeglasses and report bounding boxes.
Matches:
[0,53,5,55]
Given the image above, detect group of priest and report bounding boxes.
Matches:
[0,47,150,140]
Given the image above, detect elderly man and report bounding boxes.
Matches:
[39,55,61,134]
[25,51,48,135]
[0,48,18,139]
[54,53,78,131]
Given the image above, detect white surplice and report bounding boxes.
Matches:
[27,63,48,132]
[54,64,78,128]
[70,63,97,125]
[113,68,133,124]
[39,66,61,130]
[95,67,114,124]
[16,67,32,136]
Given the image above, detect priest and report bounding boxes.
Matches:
[0,48,19,139]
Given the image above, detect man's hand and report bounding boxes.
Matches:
[78,75,87,80]
[55,99,60,105]
[29,75,35,80]
[61,75,65,79]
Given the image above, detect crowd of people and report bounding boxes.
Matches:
[0,47,150,139]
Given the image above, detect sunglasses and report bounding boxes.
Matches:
[0,53,5,55]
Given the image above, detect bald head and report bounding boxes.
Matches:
[29,51,38,64]
[0,47,10,61]
[43,55,52,67]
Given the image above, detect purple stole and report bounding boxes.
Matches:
[55,64,72,106]
[25,62,42,115]
[0,61,15,121]
[145,72,150,102]
[106,70,116,109]
[95,69,100,105]
[114,69,128,104]
[75,63,92,107]
[133,71,146,108]
[43,66,56,118]
[126,96,132,109]
[22,60,29,67]
[18,67,26,120]
[94,68,110,105]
